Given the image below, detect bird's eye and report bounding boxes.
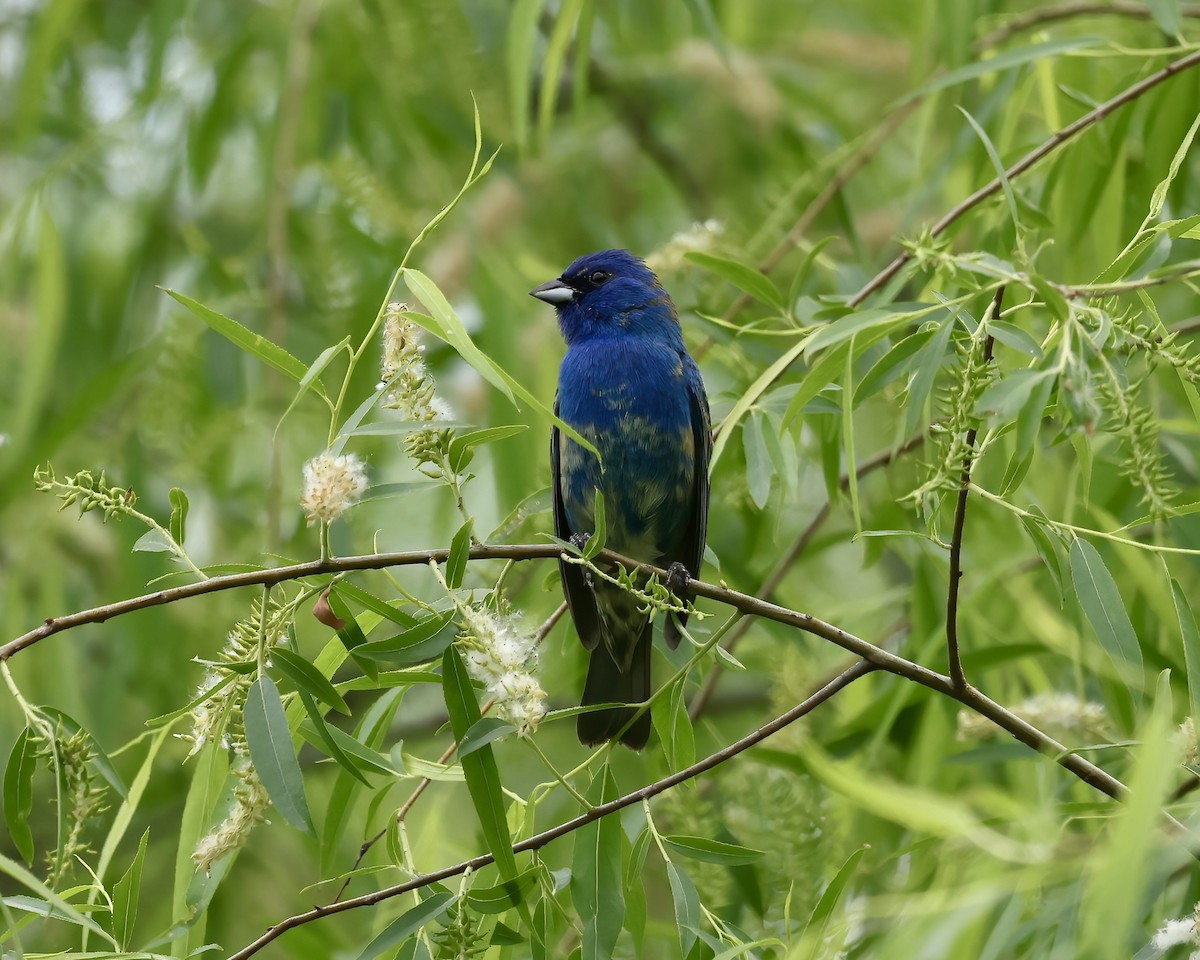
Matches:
[589,270,610,285]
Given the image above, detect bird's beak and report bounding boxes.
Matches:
[529,278,575,304]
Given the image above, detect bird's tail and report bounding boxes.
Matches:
[577,620,653,749]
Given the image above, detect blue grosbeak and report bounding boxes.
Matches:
[531,250,711,748]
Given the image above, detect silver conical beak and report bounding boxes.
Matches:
[529,278,576,304]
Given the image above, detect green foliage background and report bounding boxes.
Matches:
[2,1,1200,958]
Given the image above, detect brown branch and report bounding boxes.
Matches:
[329,602,568,903]
[226,660,877,960]
[688,432,925,719]
[850,49,1200,307]
[2,544,574,661]
[975,2,1200,51]
[4,538,1169,814]
[946,288,1002,689]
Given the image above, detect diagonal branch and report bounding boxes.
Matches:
[946,287,1001,689]
[850,49,1200,307]
[226,660,877,960]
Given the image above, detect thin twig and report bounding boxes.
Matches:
[688,433,925,719]
[329,602,568,903]
[850,49,1200,307]
[975,1,1200,51]
[226,661,877,960]
[946,287,1002,690]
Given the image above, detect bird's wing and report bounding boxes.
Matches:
[552,401,603,652]
[678,356,712,580]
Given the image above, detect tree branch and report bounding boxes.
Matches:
[946,287,1001,689]
[850,49,1200,307]
[329,601,569,904]
[0,542,1157,810]
[975,2,1200,51]
[226,660,877,960]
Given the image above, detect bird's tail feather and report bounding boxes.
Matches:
[577,620,652,749]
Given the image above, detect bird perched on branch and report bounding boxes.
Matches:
[531,250,711,749]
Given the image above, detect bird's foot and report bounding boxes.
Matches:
[570,532,596,587]
[665,561,692,602]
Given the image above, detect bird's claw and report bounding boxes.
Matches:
[665,561,691,601]
[569,532,591,552]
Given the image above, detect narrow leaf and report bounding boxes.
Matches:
[667,861,701,956]
[244,676,314,834]
[295,691,372,786]
[3,727,36,864]
[164,289,308,383]
[272,647,350,715]
[663,835,765,866]
[686,251,785,311]
[1171,578,1200,724]
[111,827,149,949]
[442,647,519,884]
[571,767,624,960]
[446,519,474,589]
[355,892,456,960]
[1070,539,1143,676]
[457,717,517,759]
[168,488,189,545]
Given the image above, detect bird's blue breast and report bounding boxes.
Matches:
[557,336,695,559]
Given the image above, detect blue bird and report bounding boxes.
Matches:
[531,250,711,748]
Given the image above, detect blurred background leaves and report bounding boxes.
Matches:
[3,0,1200,957]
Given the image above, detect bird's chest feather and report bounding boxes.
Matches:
[557,338,694,554]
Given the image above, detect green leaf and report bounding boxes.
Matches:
[446,518,474,589]
[164,289,308,383]
[168,488,189,545]
[903,309,955,438]
[1069,539,1143,677]
[457,716,517,758]
[506,0,542,152]
[172,740,228,928]
[448,424,528,474]
[583,489,606,559]
[743,413,772,509]
[1019,513,1066,606]
[853,327,935,405]
[244,676,314,834]
[111,827,149,949]
[986,321,1043,359]
[441,646,519,885]
[667,861,701,956]
[294,692,372,786]
[906,36,1103,100]
[0,853,117,946]
[356,609,457,664]
[298,718,401,778]
[355,892,456,960]
[1171,578,1200,723]
[3,727,36,864]
[272,646,350,715]
[958,106,1020,234]
[799,846,867,960]
[686,251,785,312]
[571,766,624,960]
[1146,0,1183,38]
[133,528,175,553]
[465,866,541,913]
[976,369,1056,419]
[333,582,417,628]
[663,835,765,866]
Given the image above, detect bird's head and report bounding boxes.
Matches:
[530,249,679,345]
